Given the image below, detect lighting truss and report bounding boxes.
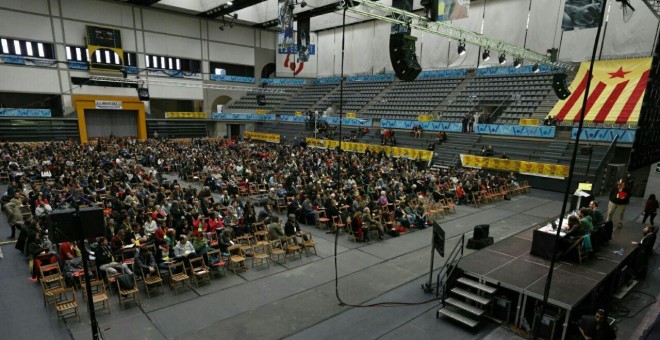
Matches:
[87,75,286,93]
[345,0,575,71]
[641,0,660,19]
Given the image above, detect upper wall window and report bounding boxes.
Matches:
[1,37,55,59]
[145,54,200,73]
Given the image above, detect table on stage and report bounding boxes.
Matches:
[530,225,566,260]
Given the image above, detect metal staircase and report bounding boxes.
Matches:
[437,274,498,328]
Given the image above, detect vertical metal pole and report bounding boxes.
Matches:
[424,236,436,294]
[75,203,99,339]
[533,1,607,338]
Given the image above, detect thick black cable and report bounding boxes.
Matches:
[332,3,440,308]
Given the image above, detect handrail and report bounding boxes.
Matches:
[434,234,465,299]
[593,135,619,196]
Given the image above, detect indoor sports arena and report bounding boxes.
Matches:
[1,0,659,339]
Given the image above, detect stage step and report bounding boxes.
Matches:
[450,287,492,305]
[457,277,497,294]
[437,306,480,328]
[445,297,485,316]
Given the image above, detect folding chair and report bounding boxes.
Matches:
[268,239,286,264]
[285,236,303,260]
[140,262,164,298]
[168,261,191,294]
[189,256,212,287]
[227,245,248,273]
[116,273,140,309]
[300,232,317,256]
[251,243,270,270]
[89,280,111,314]
[205,248,227,279]
[55,287,80,321]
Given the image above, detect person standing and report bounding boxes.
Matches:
[631,225,657,280]
[607,179,630,229]
[642,194,658,225]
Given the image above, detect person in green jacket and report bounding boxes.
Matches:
[579,208,594,234]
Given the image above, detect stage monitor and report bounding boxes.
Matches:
[473,224,490,240]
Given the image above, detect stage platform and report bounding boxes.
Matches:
[457,221,642,338]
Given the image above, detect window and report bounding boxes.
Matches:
[145,53,200,73]
[0,37,54,59]
[65,45,136,69]
[210,61,254,78]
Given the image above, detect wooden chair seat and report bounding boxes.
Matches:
[168,262,191,294]
[268,240,286,264]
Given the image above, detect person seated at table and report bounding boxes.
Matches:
[589,200,605,227]
[559,215,585,257]
[579,208,594,235]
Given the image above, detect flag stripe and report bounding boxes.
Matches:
[616,70,650,124]
[593,80,629,123]
[573,82,607,122]
[556,72,590,122]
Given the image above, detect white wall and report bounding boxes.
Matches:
[0,0,276,108]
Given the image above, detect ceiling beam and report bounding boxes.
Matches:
[347,0,574,70]
[199,0,267,19]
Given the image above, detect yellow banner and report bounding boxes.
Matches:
[519,118,539,126]
[306,138,433,161]
[346,113,357,118]
[460,154,569,179]
[245,131,281,143]
[295,111,303,116]
[165,112,208,119]
[418,115,433,122]
[255,109,269,114]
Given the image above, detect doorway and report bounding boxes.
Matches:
[84,109,138,138]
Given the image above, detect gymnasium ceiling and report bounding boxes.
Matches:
[112,0,428,32]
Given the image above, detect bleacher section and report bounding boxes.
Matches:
[278,83,338,115]
[227,84,304,111]
[314,81,391,114]
[364,77,463,120]
[440,74,554,124]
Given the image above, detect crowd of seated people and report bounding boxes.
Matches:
[1,136,525,293]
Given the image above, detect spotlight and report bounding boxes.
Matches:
[513,58,522,68]
[482,49,490,61]
[532,64,540,73]
[498,53,506,65]
[457,41,466,56]
[300,0,307,7]
[227,1,233,5]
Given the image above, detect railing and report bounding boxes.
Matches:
[593,135,619,196]
[435,234,465,299]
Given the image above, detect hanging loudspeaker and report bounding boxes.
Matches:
[389,32,422,82]
[553,73,571,100]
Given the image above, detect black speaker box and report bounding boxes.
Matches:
[466,237,494,250]
[390,33,422,81]
[49,207,105,244]
[553,73,571,100]
[473,224,490,240]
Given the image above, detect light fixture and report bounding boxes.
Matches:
[513,58,522,68]
[498,53,506,65]
[482,49,490,61]
[532,64,540,73]
[227,1,233,5]
[300,0,307,8]
[457,41,466,56]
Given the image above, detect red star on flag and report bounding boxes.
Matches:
[608,67,631,79]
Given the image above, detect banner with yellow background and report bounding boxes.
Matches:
[245,131,281,143]
[306,138,433,161]
[460,154,569,179]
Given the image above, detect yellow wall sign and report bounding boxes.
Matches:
[306,138,433,161]
[418,115,433,122]
[165,112,208,119]
[460,154,569,179]
[295,111,303,116]
[255,109,269,114]
[346,113,357,118]
[245,131,280,143]
[519,118,539,126]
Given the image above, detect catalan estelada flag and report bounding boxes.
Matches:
[547,57,652,125]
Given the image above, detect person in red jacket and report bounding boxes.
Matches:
[642,194,658,225]
[607,179,630,229]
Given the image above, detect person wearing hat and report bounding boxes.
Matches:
[607,179,630,229]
